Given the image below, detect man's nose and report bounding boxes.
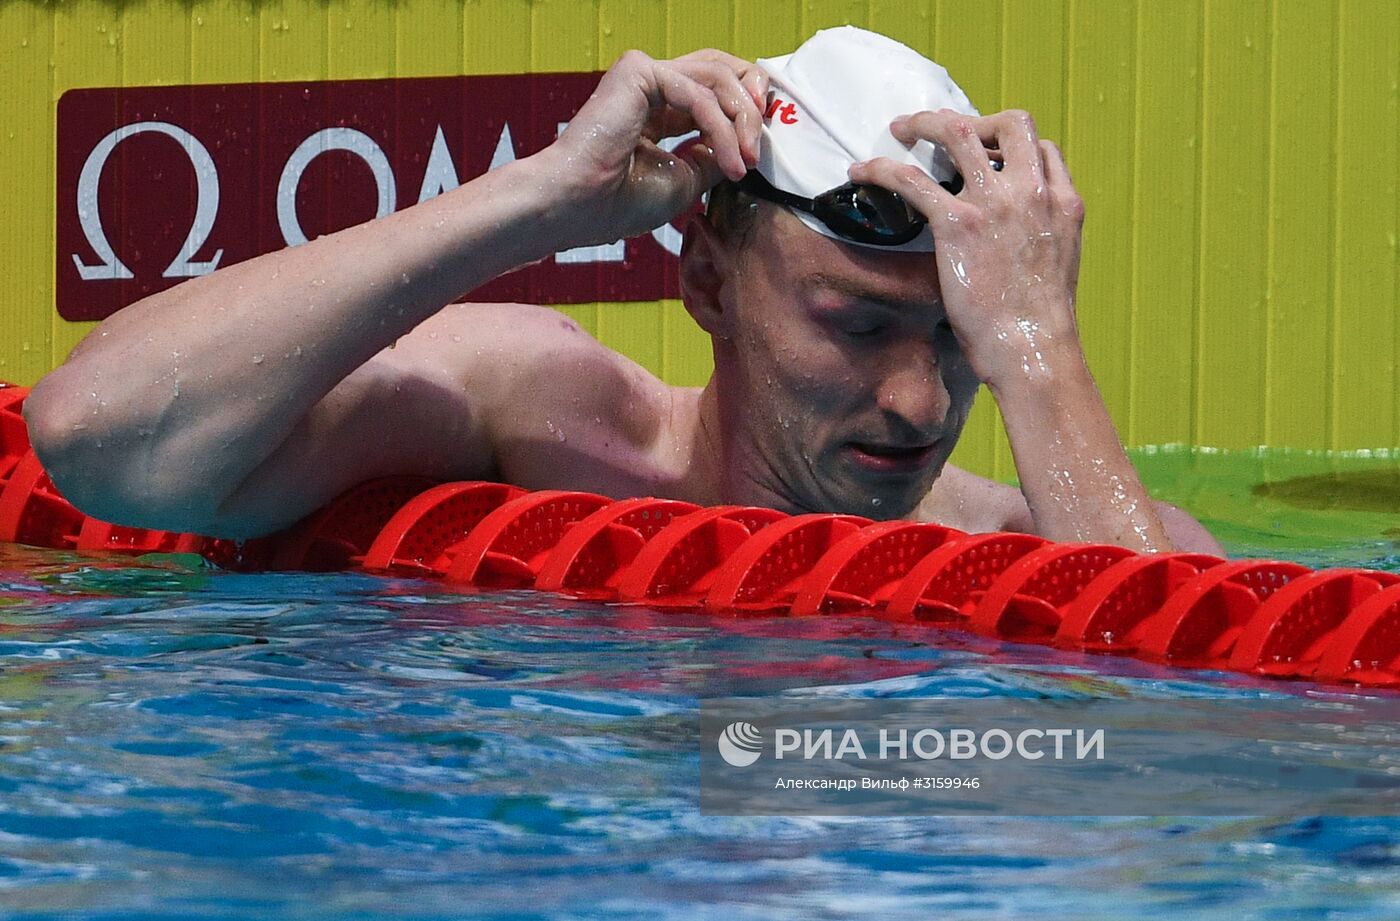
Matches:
[874,348,950,437]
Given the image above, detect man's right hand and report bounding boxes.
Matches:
[546,50,769,246]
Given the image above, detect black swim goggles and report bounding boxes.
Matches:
[737,169,965,247]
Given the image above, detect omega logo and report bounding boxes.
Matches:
[57,75,685,320]
[72,121,224,281]
[69,119,694,284]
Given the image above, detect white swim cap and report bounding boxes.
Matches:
[755,26,979,252]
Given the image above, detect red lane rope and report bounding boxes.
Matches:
[2,384,1396,688]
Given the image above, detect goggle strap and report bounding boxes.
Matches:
[737,171,820,215]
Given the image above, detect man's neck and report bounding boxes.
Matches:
[691,378,817,514]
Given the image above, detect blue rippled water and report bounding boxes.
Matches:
[2,448,1399,919]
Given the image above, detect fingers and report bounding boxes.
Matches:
[674,49,770,108]
[650,64,748,180]
[978,110,1044,188]
[666,57,765,170]
[1039,140,1085,223]
[664,137,725,204]
[1040,138,1071,188]
[612,50,764,182]
[890,109,1046,192]
[847,156,962,223]
[892,110,994,192]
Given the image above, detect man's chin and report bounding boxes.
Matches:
[822,467,942,520]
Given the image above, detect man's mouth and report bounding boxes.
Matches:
[844,440,940,474]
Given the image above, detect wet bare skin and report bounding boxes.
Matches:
[23,47,1220,553]
[681,204,980,521]
[340,197,1208,549]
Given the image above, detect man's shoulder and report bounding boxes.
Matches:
[417,302,662,397]
[421,302,607,365]
[411,301,680,480]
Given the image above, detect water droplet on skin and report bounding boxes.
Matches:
[951,259,971,288]
[252,353,265,364]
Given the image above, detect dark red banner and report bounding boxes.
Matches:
[56,74,691,321]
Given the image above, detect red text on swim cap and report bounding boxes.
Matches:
[764,95,799,125]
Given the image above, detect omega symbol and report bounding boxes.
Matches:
[71,121,224,281]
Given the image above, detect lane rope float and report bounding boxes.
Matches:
[3,382,1398,689]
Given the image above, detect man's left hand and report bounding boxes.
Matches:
[847,109,1085,390]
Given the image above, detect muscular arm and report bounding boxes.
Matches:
[25,157,578,537]
[853,110,1218,553]
[24,51,767,538]
[1000,489,1225,555]
[927,465,1223,556]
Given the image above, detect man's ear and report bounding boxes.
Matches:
[679,216,737,339]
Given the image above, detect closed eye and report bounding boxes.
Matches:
[831,311,889,338]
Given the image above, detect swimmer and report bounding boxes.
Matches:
[24,27,1221,553]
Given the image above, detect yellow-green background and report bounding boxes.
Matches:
[2,0,1396,481]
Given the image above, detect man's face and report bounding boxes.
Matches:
[717,206,980,518]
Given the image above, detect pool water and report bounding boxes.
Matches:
[0,449,1397,920]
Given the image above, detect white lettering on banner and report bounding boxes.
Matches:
[72,121,224,281]
[488,123,518,172]
[278,127,398,247]
[418,125,462,203]
[72,117,692,284]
